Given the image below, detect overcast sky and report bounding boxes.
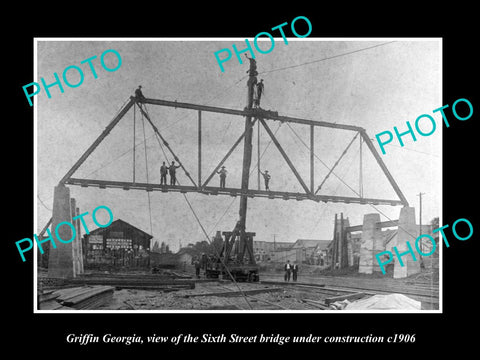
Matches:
[35,38,441,251]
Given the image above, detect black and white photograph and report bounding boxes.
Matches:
[34,38,441,312]
[7,8,478,353]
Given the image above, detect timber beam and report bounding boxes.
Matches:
[65,177,404,206]
[139,97,364,132]
[346,219,400,233]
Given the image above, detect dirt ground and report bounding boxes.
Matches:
[98,281,325,311]
[38,266,439,311]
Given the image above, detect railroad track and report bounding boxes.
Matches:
[260,280,439,310]
[260,274,439,296]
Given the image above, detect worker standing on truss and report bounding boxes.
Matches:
[168,161,181,185]
[245,54,258,106]
[217,166,228,188]
[260,169,271,191]
[245,54,257,76]
[255,79,264,108]
[160,161,168,185]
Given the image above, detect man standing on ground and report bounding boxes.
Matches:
[284,260,292,282]
[292,261,299,282]
[194,257,201,279]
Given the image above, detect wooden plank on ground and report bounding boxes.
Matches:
[38,290,61,303]
[39,300,75,310]
[301,299,329,309]
[68,278,195,287]
[261,280,326,288]
[61,286,115,306]
[185,287,282,298]
[324,292,367,305]
[113,284,194,291]
[53,286,90,301]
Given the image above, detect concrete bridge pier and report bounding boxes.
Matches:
[47,184,74,278]
[394,206,420,279]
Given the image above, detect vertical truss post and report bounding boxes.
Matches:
[198,110,202,188]
[310,125,314,193]
[359,135,363,197]
[133,103,136,183]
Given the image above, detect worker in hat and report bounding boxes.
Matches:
[255,79,264,107]
[217,166,228,189]
[168,161,181,185]
[260,169,271,191]
[135,85,146,101]
[245,53,257,75]
[160,161,168,185]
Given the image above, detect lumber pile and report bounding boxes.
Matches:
[39,286,114,310]
[67,275,195,291]
[81,272,190,279]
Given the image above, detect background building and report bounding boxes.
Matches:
[255,239,330,266]
[82,219,152,271]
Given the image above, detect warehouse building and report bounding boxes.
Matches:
[82,219,152,271]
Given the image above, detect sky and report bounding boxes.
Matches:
[35,38,442,252]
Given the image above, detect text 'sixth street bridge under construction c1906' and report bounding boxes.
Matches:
[42,57,409,284]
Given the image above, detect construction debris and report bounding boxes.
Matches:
[328,300,352,310]
[36,261,439,310]
[66,274,195,291]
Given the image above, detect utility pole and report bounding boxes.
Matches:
[417,192,425,254]
[273,233,277,251]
